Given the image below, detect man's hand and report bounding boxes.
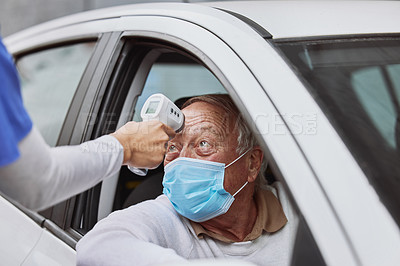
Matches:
[111,121,175,169]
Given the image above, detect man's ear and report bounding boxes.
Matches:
[247,146,264,183]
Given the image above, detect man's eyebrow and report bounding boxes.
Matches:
[185,124,226,139]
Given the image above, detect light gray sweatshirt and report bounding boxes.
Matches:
[77,182,298,266]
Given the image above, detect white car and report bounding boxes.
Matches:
[1,1,400,265]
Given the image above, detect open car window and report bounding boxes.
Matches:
[112,48,227,212]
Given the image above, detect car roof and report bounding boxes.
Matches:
[5,1,400,45]
[206,1,400,38]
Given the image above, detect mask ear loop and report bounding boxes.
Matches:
[225,148,252,169]
[225,149,251,198]
[224,148,251,198]
[232,181,248,197]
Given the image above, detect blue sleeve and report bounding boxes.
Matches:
[0,37,33,167]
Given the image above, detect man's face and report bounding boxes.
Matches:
[164,101,249,194]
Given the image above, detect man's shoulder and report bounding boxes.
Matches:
[259,181,297,221]
[91,194,182,235]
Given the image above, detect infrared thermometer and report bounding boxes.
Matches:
[140,93,184,132]
[128,93,184,176]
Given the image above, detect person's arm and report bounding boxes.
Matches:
[0,127,122,210]
[76,197,188,266]
[0,121,175,211]
[1,37,176,210]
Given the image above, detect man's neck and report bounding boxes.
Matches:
[199,192,257,242]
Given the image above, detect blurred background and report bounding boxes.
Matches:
[0,0,227,37]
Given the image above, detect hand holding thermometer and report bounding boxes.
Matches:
[128,93,184,176]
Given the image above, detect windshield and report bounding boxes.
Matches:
[276,37,400,226]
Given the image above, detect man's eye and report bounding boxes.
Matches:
[168,145,178,152]
[199,141,211,149]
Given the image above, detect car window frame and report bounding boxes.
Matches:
[70,37,158,234]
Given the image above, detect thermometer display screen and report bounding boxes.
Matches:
[145,101,159,114]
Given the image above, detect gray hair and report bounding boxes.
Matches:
[182,94,268,185]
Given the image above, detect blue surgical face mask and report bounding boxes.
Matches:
[162,150,250,222]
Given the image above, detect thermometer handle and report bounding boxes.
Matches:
[127,165,148,176]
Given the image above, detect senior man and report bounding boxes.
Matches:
[77,94,298,266]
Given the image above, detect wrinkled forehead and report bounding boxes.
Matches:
[181,102,238,138]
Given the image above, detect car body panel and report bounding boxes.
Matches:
[22,228,75,266]
[0,195,75,265]
[0,196,42,265]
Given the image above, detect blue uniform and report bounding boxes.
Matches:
[0,37,32,167]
